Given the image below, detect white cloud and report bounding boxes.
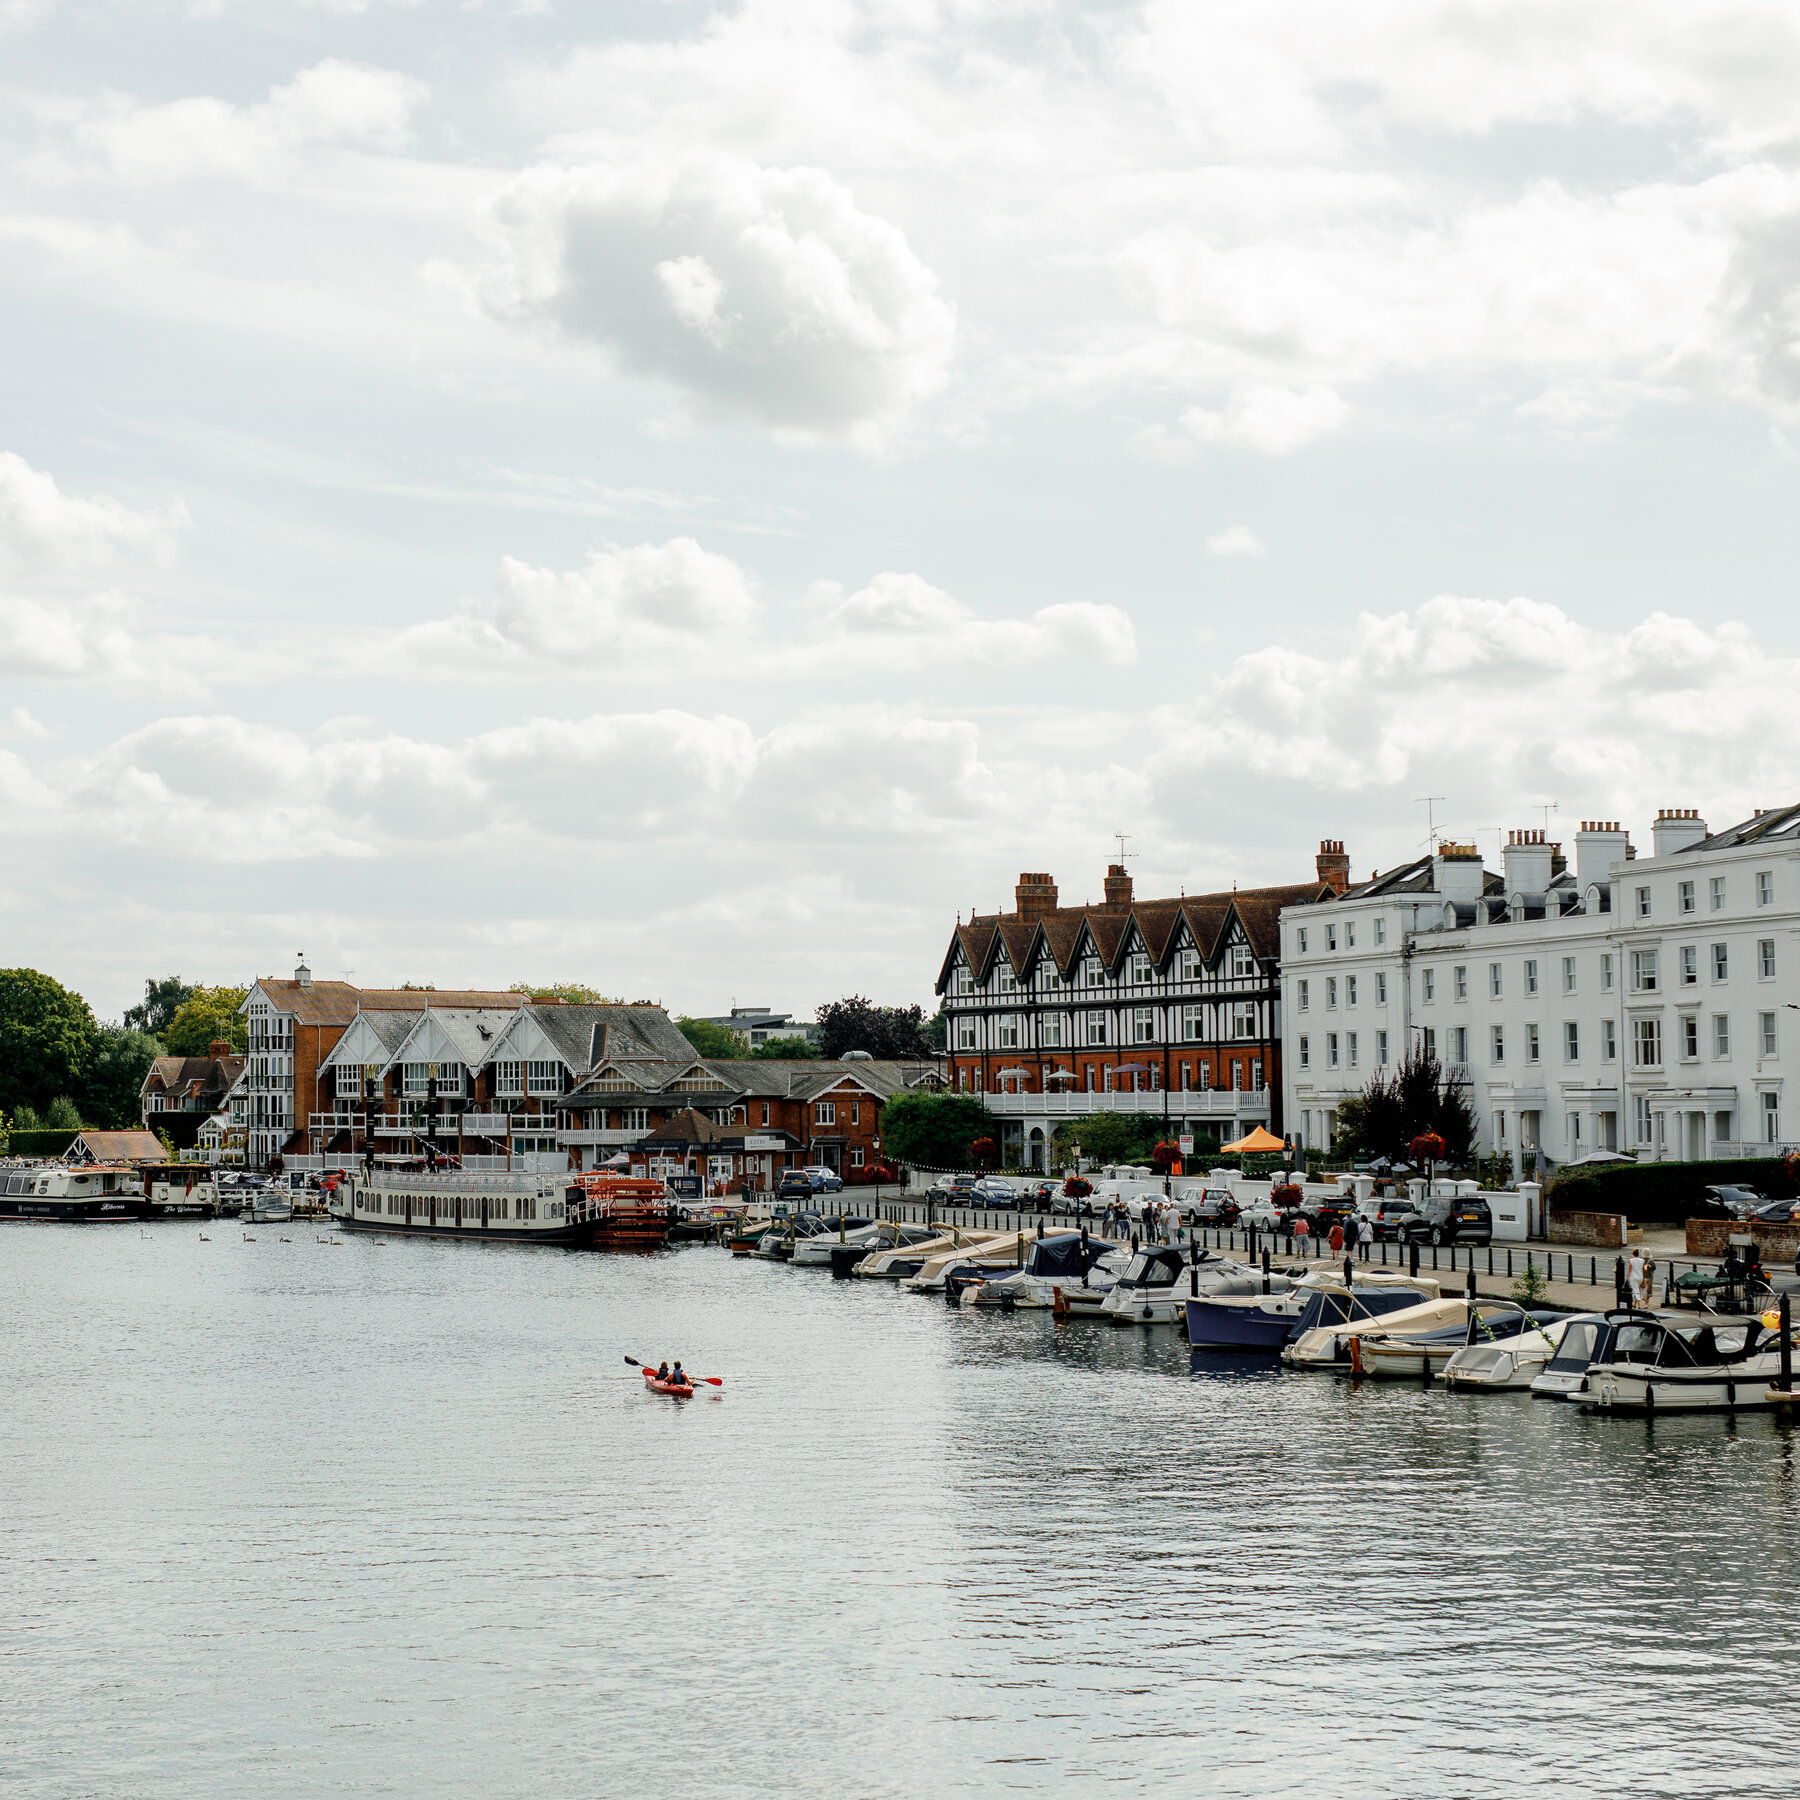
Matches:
[1205,525,1265,557]
[1147,596,1800,834]
[0,451,185,576]
[484,155,956,446]
[66,60,428,182]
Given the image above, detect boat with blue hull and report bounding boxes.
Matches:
[1184,1276,1438,1350]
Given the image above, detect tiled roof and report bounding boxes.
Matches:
[249,980,528,1025]
[941,879,1331,989]
[68,1129,166,1164]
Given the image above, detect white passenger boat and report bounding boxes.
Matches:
[1099,1245,1265,1325]
[331,1167,617,1246]
[0,1163,139,1221]
[1584,1313,1788,1414]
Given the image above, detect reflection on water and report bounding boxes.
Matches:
[3,1226,1797,1798]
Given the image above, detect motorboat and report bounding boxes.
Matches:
[903,1239,1025,1294]
[963,1231,1128,1310]
[1442,1305,1574,1390]
[1531,1311,1640,1400]
[241,1195,296,1224]
[1584,1312,1789,1414]
[1355,1305,1570,1380]
[852,1227,1010,1279]
[1099,1245,1265,1326]
[1281,1293,1472,1370]
[1184,1272,1437,1351]
[786,1218,879,1266]
[0,1163,140,1221]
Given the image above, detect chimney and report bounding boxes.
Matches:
[295,953,311,989]
[1501,829,1555,897]
[1574,820,1630,892]
[1650,807,1708,857]
[1103,864,1133,909]
[1432,842,1486,906]
[1014,872,1059,923]
[208,1039,232,1060]
[1315,840,1350,895]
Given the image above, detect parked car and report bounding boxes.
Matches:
[929,1172,979,1199]
[1178,1186,1240,1225]
[1305,1194,1362,1233]
[777,1170,817,1202]
[972,1178,1018,1207]
[1700,1184,1769,1218]
[1361,1197,1421,1242]
[800,1165,843,1194]
[1238,1195,1305,1233]
[1018,1181,1057,1208]
[1746,1197,1800,1225]
[1400,1195,1493,1247]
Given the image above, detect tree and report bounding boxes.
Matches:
[44,1095,83,1130]
[0,969,98,1117]
[164,987,249,1056]
[510,982,624,1005]
[84,1025,163,1128]
[124,976,194,1040]
[880,1090,992,1167]
[1332,1050,1477,1167]
[926,1004,948,1052]
[1053,1113,1162,1168]
[676,1017,749,1058]
[815,996,935,1060]
[752,1034,820,1060]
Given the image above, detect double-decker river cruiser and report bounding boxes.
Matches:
[329,1167,670,1250]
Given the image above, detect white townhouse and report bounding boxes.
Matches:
[1282,805,1800,1169]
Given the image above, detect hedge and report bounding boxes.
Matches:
[2,1129,79,1157]
[1546,1156,1798,1224]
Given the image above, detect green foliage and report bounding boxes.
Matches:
[510,982,625,1005]
[1547,1156,1799,1224]
[5,1128,79,1156]
[880,1090,993,1167]
[124,976,195,1040]
[815,996,934,1060]
[44,1096,83,1130]
[676,1017,750,1058]
[84,1026,163,1129]
[1474,1150,1514,1191]
[156,1126,177,1158]
[1052,1113,1164,1167]
[163,987,249,1056]
[12,1101,42,1131]
[752,1034,819,1060]
[1511,1259,1551,1306]
[926,1004,948,1052]
[0,969,98,1117]
[1333,1051,1477,1167]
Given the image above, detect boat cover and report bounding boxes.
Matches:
[1025,1234,1108,1279]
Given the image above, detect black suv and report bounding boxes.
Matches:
[777,1171,816,1202]
[1305,1194,1362,1233]
[1400,1195,1492,1247]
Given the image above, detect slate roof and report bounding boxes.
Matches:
[939,880,1332,990]
[1331,857,1507,902]
[717,1059,931,1101]
[1683,802,1800,852]
[142,1052,245,1104]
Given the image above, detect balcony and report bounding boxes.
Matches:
[559,1127,653,1147]
[979,1089,1268,1118]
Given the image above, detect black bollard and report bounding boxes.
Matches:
[1409,1239,1420,1279]
[1344,1255,1354,1286]
[1262,1247,1271,1295]
[1614,1255,1626,1309]
[1190,1236,1199,1297]
[1782,1292,1793,1394]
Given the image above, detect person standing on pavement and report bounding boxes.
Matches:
[1624,1247,1646,1308]
[1344,1213,1361,1260]
[1327,1220,1346,1261]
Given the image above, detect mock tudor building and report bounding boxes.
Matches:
[935,854,1346,1168]
[1282,804,1800,1168]
[139,1040,247,1150]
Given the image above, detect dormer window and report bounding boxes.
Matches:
[996,963,1016,993]
[1228,944,1255,981]
[953,965,974,997]
[1129,954,1151,984]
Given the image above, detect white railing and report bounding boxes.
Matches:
[559,1128,652,1147]
[979,1090,1269,1118]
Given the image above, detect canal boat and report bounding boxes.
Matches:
[1100,1246,1264,1325]
[331,1168,670,1250]
[1583,1312,1787,1414]
[1183,1273,1437,1351]
[141,1164,221,1216]
[0,1163,140,1221]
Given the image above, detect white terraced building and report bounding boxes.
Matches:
[1281,805,1800,1168]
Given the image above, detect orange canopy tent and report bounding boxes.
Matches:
[1219,1126,1285,1154]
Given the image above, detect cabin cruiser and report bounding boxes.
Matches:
[1355,1305,1569,1380]
[1442,1305,1574,1390]
[1184,1272,1437,1351]
[852,1227,1008,1280]
[963,1232,1128,1310]
[0,1163,139,1220]
[903,1239,1024,1294]
[786,1218,878,1266]
[1531,1312,1639,1400]
[1282,1293,1472,1370]
[1584,1312,1788,1414]
[1099,1246,1264,1326]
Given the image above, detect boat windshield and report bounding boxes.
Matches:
[1544,1322,1599,1371]
[1120,1251,1183,1286]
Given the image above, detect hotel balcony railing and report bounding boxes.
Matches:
[307,1109,559,1135]
[978,1089,1269,1118]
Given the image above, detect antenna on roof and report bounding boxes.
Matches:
[1538,799,1559,835]
[1113,832,1134,863]
[1414,795,1447,852]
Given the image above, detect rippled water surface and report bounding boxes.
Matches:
[6,1224,1800,1798]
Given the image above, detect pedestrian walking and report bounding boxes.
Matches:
[1344,1213,1361,1259]
[1294,1215,1312,1256]
[1624,1247,1646,1309]
[1327,1221,1345,1260]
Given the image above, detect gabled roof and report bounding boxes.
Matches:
[246,979,527,1026]
[67,1129,166,1164]
[1685,802,1800,852]
[142,1052,245,1098]
[721,1059,925,1101]
[938,879,1331,991]
[385,1007,521,1070]
[319,1011,420,1069]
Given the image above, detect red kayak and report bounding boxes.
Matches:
[642,1369,696,1397]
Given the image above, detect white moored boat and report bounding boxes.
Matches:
[1281,1294,1472,1369]
[1099,1246,1264,1326]
[331,1167,588,1245]
[1442,1305,1573,1391]
[1584,1313,1788,1414]
[0,1164,139,1221]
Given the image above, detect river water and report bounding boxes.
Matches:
[4,1224,1798,1798]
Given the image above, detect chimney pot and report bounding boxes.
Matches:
[1315,840,1351,894]
[1102,864,1133,909]
[1014,872,1059,923]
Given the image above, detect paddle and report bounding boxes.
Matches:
[623,1355,724,1386]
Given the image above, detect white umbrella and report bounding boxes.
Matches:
[1565,1150,1634,1167]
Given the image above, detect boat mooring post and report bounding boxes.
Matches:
[1467,1265,1477,1302]
[1261,1247,1271,1296]
[1344,1256,1353,1286]
[1190,1237,1199,1298]
[1409,1240,1420,1280]
[1780,1292,1793,1394]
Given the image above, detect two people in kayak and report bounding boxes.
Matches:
[655,1360,689,1387]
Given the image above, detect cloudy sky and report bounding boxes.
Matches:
[6,0,1800,1022]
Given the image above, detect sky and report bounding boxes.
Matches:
[5,0,1800,1024]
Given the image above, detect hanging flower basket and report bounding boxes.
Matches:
[1410,1132,1447,1165]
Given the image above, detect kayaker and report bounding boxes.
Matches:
[671,1361,688,1387]
[656,1361,671,1383]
